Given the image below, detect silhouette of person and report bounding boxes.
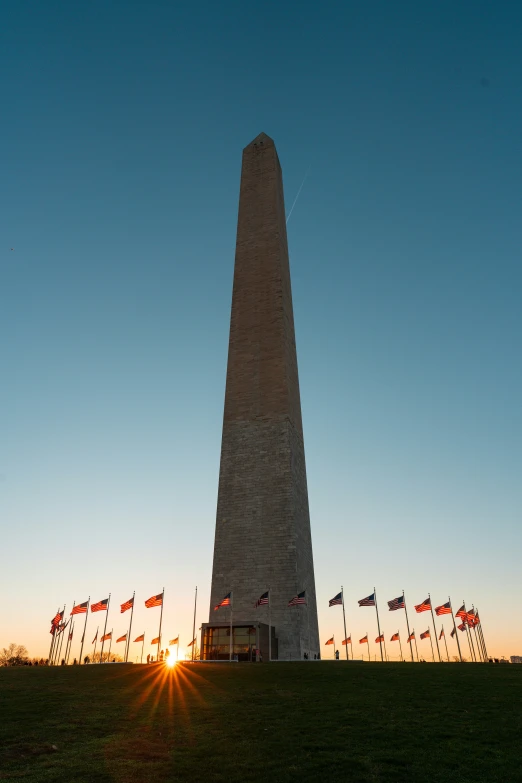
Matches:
[160,650,164,662]
[147,654,150,664]
[335,650,340,660]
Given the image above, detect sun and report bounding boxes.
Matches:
[166,656,176,667]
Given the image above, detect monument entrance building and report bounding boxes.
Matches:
[205,133,320,660]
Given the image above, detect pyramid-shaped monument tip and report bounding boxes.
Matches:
[245,132,274,149]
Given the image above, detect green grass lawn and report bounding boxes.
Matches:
[1,662,520,783]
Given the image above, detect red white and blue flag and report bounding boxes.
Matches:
[455,605,467,620]
[288,591,306,606]
[71,601,88,616]
[388,595,405,611]
[342,637,351,645]
[375,634,384,643]
[91,598,108,613]
[390,633,399,641]
[415,598,431,613]
[121,597,134,613]
[214,592,231,610]
[435,602,451,616]
[359,635,368,644]
[325,636,334,645]
[407,632,415,642]
[439,628,445,640]
[145,593,163,609]
[420,630,430,640]
[254,592,269,608]
[329,592,342,607]
[358,593,375,607]
[116,633,127,643]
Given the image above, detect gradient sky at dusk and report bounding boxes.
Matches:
[1,1,521,660]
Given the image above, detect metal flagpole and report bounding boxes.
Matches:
[366,633,370,662]
[383,637,388,662]
[349,632,352,660]
[67,601,76,663]
[449,598,462,662]
[463,601,476,661]
[229,591,233,662]
[79,597,90,664]
[177,637,179,661]
[107,631,113,662]
[413,630,419,661]
[125,592,135,663]
[268,587,272,662]
[93,627,99,663]
[99,594,111,664]
[54,605,66,664]
[476,608,488,660]
[374,588,383,662]
[341,587,348,661]
[403,591,414,662]
[49,608,59,664]
[157,588,164,663]
[472,606,485,662]
[442,625,450,662]
[66,622,74,664]
[398,633,403,661]
[473,610,486,661]
[141,634,145,663]
[57,620,68,664]
[192,587,197,662]
[427,626,435,662]
[429,594,441,662]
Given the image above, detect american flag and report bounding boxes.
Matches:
[390,633,399,641]
[474,612,481,626]
[329,592,342,607]
[187,638,196,647]
[358,593,375,607]
[467,610,477,626]
[388,595,405,611]
[91,598,108,613]
[71,601,88,616]
[359,635,368,644]
[121,597,134,613]
[415,598,431,613]
[325,636,334,645]
[101,632,112,642]
[169,637,179,646]
[455,605,467,620]
[145,593,163,609]
[134,634,144,643]
[151,637,160,645]
[51,610,62,627]
[214,592,231,610]
[288,591,306,606]
[342,637,351,645]
[92,630,98,644]
[457,623,466,632]
[407,632,415,642]
[420,630,430,640]
[117,633,127,643]
[375,634,384,643]
[450,628,456,637]
[255,591,269,608]
[439,628,444,640]
[435,602,451,616]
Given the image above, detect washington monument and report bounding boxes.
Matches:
[208,133,319,660]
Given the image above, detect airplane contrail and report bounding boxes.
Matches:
[286,165,311,224]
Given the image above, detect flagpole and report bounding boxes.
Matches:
[93,626,99,663]
[374,587,383,662]
[66,622,74,664]
[349,632,352,660]
[107,631,113,662]
[57,619,68,664]
[49,607,59,664]
[192,586,197,662]
[341,587,348,661]
[366,633,370,662]
[463,601,476,661]
[428,594,441,662]
[472,606,485,662]
[54,604,66,664]
[476,608,488,660]
[141,634,145,664]
[66,601,76,663]
[79,597,90,665]
[99,594,111,664]
[229,591,233,662]
[125,592,135,663]
[413,630,419,661]
[157,588,164,663]
[402,591,414,662]
[473,609,486,661]
[427,626,435,662]
[268,587,272,662]
[449,597,462,662]
[442,625,449,661]
[398,633,403,661]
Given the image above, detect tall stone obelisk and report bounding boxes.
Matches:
[209,132,319,660]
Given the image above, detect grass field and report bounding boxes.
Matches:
[1,661,520,783]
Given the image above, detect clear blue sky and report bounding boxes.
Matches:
[1,0,521,660]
